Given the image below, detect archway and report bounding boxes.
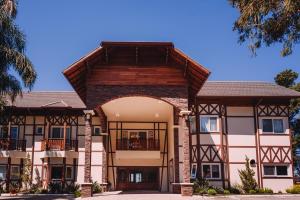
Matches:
[101,96,174,192]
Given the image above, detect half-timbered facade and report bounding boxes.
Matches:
[1,42,299,197]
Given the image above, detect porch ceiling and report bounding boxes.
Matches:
[101,96,173,121]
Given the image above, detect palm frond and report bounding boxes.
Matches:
[0,46,36,88]
[0,0,17,19]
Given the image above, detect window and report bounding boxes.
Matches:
[200,116,218,132]
[263,165,288,176]
[129,172,142,183]
[51,127,63,138]
[65,166,73,179]
[10,166,20,180]
[93,126,101,136]
[36,126,44,135]
[189,116,196,133]
[202,164,220,179]
[191,163,197,179]
[50,127,70,139]
[10,126,18,139]
[0,166,6,180]
[273,119,284,133]
[51,166,63,180]
[0,126,8,138]
[262,118,284,134]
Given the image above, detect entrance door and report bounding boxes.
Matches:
[117,167,159,191]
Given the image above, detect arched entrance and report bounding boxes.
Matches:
[101,96,174,192]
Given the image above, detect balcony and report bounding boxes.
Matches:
[0,139,26,151]
[116,139,160,160]
[0,139,26,158]
[41,139,78,158]
[116,139,160,151]
[41,139,78,151]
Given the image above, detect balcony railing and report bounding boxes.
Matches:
[0,139,26,151]
[116,139,160,151]
[41,139,78,151]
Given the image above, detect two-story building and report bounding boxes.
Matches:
[1,41,300,197]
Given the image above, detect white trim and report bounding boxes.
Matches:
[36,126,44,135]
[65,166,73,180]
[263,164,289,177]
[199,115,219,133]
[261,117,285,134]
[201,163,221,180]
[93,126,102,136]
[191,163,197,179]
[50,126,70,139]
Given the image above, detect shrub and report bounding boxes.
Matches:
[192,177,210,195]
[63,182,80,194]
[192,177,209,193]
[286,185,300,194]
[196,188,207,195]
[9,181,20,194]
[213,187,224,194]
[207,189,217,195]
[262,188,273,194]
[229,184,242,194]
[224,189,230,195]
[29,184,42,194]
[238,156,257,193]
[92,181,102,194]
[48,182,63,194]
[74,190,81,198]
[249,189,256,194]
[41,189,48,194]
[255,188,273,194]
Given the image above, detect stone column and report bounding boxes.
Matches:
[81,110,94,198]
[179,110,193,196]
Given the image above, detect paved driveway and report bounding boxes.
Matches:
[87,191,300,200]
[1,192,300,200]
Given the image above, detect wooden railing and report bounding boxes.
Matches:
[0,139,26,151]
[41,139,78,151]
[116,139,160,151]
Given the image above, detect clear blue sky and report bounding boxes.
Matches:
[16,0,300,91]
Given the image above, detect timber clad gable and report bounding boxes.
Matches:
[1,41,300,196]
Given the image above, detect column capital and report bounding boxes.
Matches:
[179,110,191,121]
[179,110,191,116]
[84,110,95,120]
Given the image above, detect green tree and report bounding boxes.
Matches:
[274,69,300,161]
[275,69,298,88]
[0,0,36,110]
[229,0,300,56]
[238,156,257,193]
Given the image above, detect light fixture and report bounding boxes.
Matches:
[155,113,159,118]
[115,113,120,117]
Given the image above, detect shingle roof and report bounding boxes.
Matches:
[198,81,300,97]
[6,92,86,109]
[4,81,300,109]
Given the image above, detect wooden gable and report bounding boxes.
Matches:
[63,41,210,103]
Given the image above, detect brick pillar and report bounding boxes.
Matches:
[81,110,94,198]
[95,106,108,191]
[179,110,193,196]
